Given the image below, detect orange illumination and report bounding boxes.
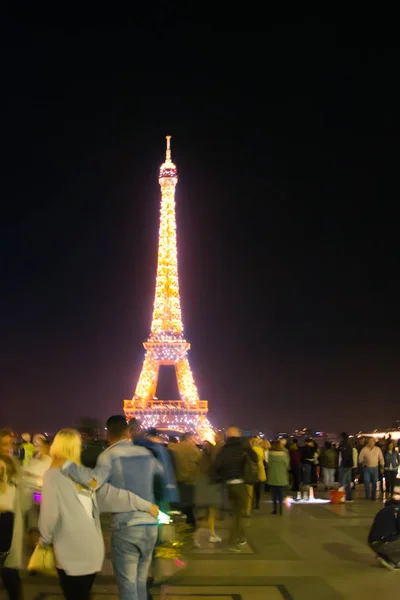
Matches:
[124,137,213,442]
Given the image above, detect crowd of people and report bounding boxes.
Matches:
[1,423,400,599]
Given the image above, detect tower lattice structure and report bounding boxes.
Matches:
[124,136,213,441]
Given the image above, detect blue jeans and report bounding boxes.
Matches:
[111,524,158,600]
[339,466,352,500]
[363,466,379,499]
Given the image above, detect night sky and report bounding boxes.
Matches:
[1,17,399,435]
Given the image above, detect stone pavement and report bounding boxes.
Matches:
[2,487,399,600]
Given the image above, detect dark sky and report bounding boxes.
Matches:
[1,16,399,435]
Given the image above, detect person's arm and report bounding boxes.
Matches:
[246,447,258,463]
[379,448,385,468]
[96,483,158,516]
[358,448,366,465]
[352,447,358,468]
[38,474,59,546]
[61,451,112,489]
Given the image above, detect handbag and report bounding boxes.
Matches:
[244,453,259,485]
[28,544,57,577]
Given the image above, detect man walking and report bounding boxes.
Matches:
[215,427,257,552]
[62,415,163,600]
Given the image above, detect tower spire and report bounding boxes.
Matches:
[166,135,172,162]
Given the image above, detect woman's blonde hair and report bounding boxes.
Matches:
[50,428,82,465]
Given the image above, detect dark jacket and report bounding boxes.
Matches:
[289,446,301,466]
[368,499,400,544]
[319,448,338,469]
[338,440,353,468]
[215,437,257,482]
[80,439,105,468]
[301,445,315,463]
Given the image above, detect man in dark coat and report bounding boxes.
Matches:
[215,427,257,552]
[368,486,400,569]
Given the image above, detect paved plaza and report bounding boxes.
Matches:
[2,488,399,600]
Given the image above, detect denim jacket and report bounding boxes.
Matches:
[63,439,163,529]
[384,451,399,471]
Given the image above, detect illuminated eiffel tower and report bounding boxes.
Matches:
[124,136,214,441]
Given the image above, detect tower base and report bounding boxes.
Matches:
[124,399,214,442]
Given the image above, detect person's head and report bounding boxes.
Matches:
[33,433,45,448]
[388,441,396,453]
[324,441,332,450]
[106,415,129,443]
[226,427,241,439]
[271,440,282,451]
[202,441,213,456]
[21,433,31,443]
[306,438,314,446]
[50,429,82,465]
[168,436,178,444]
[37,438,50,457]
[181,432,195,445]
[263,439,271,450]
[367,437,376,448]
[215,430,225,444]
[280,438,288,448]
[128,418,141,441]
[341,432,349,442]
[0,430,13,456]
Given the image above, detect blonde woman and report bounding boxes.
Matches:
[39,429,158,600]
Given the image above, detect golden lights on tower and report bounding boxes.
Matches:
[124,136,213,441]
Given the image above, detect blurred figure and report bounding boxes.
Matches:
[338,432,354,502]
[359,437,384,500]
[319,441,338,490]
[0,429,26,600]
[279,438,290,457]
[79,428,105,469]
[170,432,201,529]
[195,441,222,543]
[135,428,179,512]
[384,441,399,498]
[301,438,315,499]
[368,486,400,570]
[23,438,52,547]
[19,434,35,467]
[215,428,257,552]
[248,438,266,512]
[267,441,289,515]
[289,439,301,495]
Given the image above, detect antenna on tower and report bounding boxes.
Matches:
[166,135,171,162]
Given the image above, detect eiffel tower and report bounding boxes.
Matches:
[124,137,214,441]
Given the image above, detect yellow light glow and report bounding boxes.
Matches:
[125,136,213,439]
